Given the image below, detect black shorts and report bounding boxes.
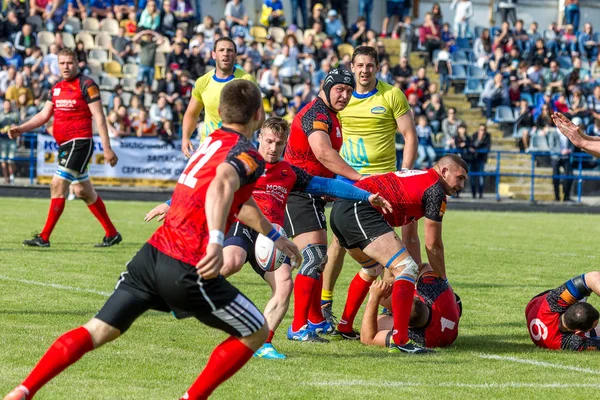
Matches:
[329,200,394,250]
[58,138,94,175]
[96,243,265,337]
[224,221,289,279]
[284,192,327,237]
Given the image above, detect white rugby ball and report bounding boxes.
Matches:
[255,224,288,272]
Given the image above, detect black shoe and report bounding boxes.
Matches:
[95,232,123,247]
[331,329,361,340]
[23,234,50,247]
[389,340,435,354]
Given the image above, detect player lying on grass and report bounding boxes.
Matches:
[526,271,600,350]
[3,80,302,400]
[145,116,391,358]
[328,154,467,353]
[360,264,462,349]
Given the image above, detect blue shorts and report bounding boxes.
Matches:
[386,1,406,18]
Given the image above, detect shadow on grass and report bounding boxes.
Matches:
[453,333,536,353]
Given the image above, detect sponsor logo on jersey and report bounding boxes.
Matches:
[281,169,288,176]
[55,99,77,108]
[440,317,456,332]
[371,106,386,114]
[53,88,61,96]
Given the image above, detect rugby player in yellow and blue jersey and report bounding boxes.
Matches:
[181,37,260,157]
[317,46,419,340]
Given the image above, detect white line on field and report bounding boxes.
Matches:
[309,380,600,389]
[0,275,111,297]
[463,245,597,259]
[477,353,600,375]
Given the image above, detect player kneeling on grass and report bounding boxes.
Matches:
[526,271,600,350]
[3,80,302,400]
[360,264,462,349]
[329,155,467,353]
[145,116,391,357]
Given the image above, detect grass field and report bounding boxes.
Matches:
[2,197,600,399]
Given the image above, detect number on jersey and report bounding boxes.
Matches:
[178,137,223,188]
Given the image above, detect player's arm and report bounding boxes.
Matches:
[396,107,418,169]
[360,281,392,347]
[8,101,53,139]
[308,131,362,181]
[181,96,204,157]
[144,198,171,222]
[552,112,600,157]
[291,166,392,212]
[89,100,118,167]
[422,183,448,279]
[237,198,302,268]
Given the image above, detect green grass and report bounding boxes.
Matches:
[2,197,600,399]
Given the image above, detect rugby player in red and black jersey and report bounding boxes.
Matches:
[360,264,462,349]
[8,48,121,248]
[145,116,391,358]
[526,272,600,351]
[284,68,373,342]
[3,81,301,400]
[328,154,468,353]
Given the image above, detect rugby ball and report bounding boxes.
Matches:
[254,224,288,272]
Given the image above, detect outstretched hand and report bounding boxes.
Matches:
[145,202,170,222]
[7,126,22,140]
[552,112,586,148]
[368,193,393,214]
[274,236,303,269]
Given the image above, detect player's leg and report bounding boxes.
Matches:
[321,235,346,326]
[401,221,422,263]
[72,178,121,247]
[361,232,433,353]
[335,249,380,339]
[220,222,252,278]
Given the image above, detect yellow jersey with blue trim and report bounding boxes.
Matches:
[191,67,257,140]
[338,80,410,174]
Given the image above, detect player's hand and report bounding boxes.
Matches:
[144,203,170,222]
[104,148,118,167]
[195,243,223,279]
[370,280,392,298]
[7,126,22,140]
[182,138,195,158]
[552,112,586,148]
[368,193,393,214]
[274,237,302,270]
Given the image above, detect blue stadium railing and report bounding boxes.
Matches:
[7,133,599,203]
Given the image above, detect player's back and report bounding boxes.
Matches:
[525,290,568,350]
[192,67,257,140]
[339,80,410,173]
[355,169,442,226]
[148,128,264,265]
[284,96,342,178]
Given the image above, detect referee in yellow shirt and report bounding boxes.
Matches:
[319,46,419,339]
[181,37,261,157]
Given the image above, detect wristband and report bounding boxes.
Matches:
[266,227,281,242]
[209,230,224,246]
[166,199,172,206]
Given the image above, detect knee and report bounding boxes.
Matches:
[221,258,243,277]
[275,276,294,299]
[298,244,328,279]
[83,318,121,348]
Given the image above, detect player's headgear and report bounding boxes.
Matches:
[322,68,355,106]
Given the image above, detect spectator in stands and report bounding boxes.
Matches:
[271,91,289,117]
[377,61,394,85]
[107,110,128,138]
[139,1,161,30]
[0,100,20,184]
[497,0,517,26]
[442,107,462,141]
[435,45,452,94]
[590,54,600,81]
[292,78,315,111]
[73,41,88,72]
[262,0,285,27]
[348,16,368,47]
[560,24,578,55]
[514,99,534,150]
[187,45,206,79]
[109,28,133,65]
[127,95,143,121]
[31,79,48,108]
[308,3,326,31]
[508,76,521,106]
[405,76,424,101]
[177,71,193,101]
[511,19,529,53]
[415,114,436,168]
[273,45,300,83]
[420,12,442,64]
[13,24,36,57]
[7,0,29,24]
[588,85,600,123]
[149,96,173,127]
[5,72,33,105]
[325,9,343,46]
[156,69,180,104]
[133,30,164,86]
[112,0,135,20]
[482,72,509,124]
[3,43,24,69]
[287,0,307,28]
[493,22,512,52]
[133,109,158,137]
[195,15,216,48]
[259,64,282,100]
[408,92,423,119]
[23,47,43,75]
[425,93,446,134]
[473,28,492,68]
[159,0,177,38]
[544,61,564,95]
[172,0,195,26]
[224,0,249,35]
[430,2,443,25]
[553,93,569,115]
[563,64,582,99]
[120,11,138,37]
[470,124,491,198]
[15,91,37,121]
[90,0,112,18]
[587,117,600,136]
[446,122,471,160]
[167,42,189,75]
[577,23,598,64]
[381,0,407,38]
[42,44,60,77]
[564,0,580,33]
[549,127,574,201]
[526,60,545,93]
[568,88,588,123]
[392,56,412,89]
[0,66,18,98]
[450,0,472,39]
[4,12,22,42]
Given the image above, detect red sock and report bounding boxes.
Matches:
[87,197,118,237]
[307,275,324,324]
[21,327,94,398]
[40,198,66,241]
[182,336,254,400]
[391,277,416,346]
[265,330,275,344]
[292,274,317,331]
[337,273,373,333]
